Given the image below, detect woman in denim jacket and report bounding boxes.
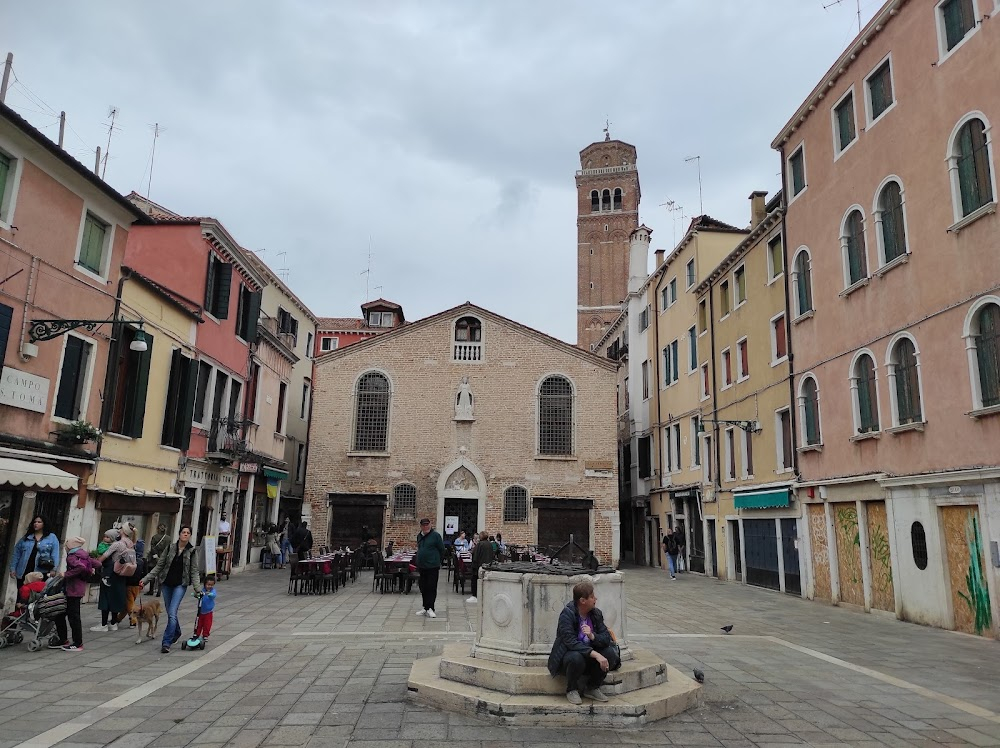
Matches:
[8,516,60,589]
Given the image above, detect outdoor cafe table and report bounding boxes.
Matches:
[296,552,352,594]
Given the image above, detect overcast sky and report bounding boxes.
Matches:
[6,1,881,342]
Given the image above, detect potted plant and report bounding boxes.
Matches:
[57,420,102,445]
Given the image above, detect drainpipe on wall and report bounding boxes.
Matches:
[706,254,722,498]
[776,147,801,478]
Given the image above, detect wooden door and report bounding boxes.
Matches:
[329,495,387,550]
[833,502,864,606]
[941,505,993,636]
[538,507,590,560]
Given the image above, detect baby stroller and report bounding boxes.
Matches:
[0,576,66,652]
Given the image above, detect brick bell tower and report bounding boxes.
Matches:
[576,133,640,351]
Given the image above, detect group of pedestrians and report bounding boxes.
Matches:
[6,517,207,654]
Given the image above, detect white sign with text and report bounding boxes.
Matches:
[0,367,50,414]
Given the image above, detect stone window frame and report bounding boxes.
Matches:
[350,369,392,455]
[962,295,1000,414]
[503,485,529,523]
[536,373,576,458]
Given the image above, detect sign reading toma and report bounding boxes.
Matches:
[0,367,49,413]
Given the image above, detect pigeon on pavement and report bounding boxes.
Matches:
[693,669,705,683]
[721,625,734,634]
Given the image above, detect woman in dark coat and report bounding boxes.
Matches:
[90,528,128,632]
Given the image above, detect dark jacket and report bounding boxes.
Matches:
[292,526,313,553]
[547,600,613,676]
[415,530,446,569]
[471,540,495,567]
[140,541,202,592]
[663,533,680,555]
[148,532,170,562]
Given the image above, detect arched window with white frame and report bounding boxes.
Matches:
[873,177,908,265]
[850,351,881,435]
[453,315,483,362]
[798,375,822,447]
[947,113,996,222]
[886,335,924,426]
[840,207,869,287]
[963,297,1000,411]
[538,374,574,456]
[791,247,813,317]
[353,371,391,452]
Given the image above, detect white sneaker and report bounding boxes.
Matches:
[466,596,477,603]
[426,609,437,618]
[89,624,108,632]
[415,609,427,616]
[109,623,118,631]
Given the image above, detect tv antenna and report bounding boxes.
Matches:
[684,156,703,215]
[276,251,290,283]
[144,122,165,199]
[101,106,120,180]
[603,118,612,141]
[659,199,685,245]
[823,0,862,33]
[360,236,374,301]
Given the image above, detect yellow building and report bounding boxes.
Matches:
[694,193,801,594]
[647,215,748,572]
[88,268,200,545]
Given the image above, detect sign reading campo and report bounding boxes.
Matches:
[0,367,50,414]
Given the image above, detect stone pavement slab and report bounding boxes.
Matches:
[1,565,998,746]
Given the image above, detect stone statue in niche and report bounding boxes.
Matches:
[455,376,474,421]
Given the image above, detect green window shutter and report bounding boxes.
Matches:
[957,122,981,216]
[177,357,198,451]
[55,336,86,419]
[204,255,217,312]
[847,214,866,284]
[161,349,183,446]
[0,303,12,363]
[213,262,233,319]
[124,334,153,438]
[837,99,855,149]
[0,152,10,214]
[790,152,805,194]
[79,214,106,274]
[245,289,262,341]
[976,306,1000,407]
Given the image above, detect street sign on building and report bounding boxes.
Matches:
[0,367,49,413]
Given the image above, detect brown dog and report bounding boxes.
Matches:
[133,597,162,644]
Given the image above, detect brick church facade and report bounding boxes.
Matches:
[305,303,620,565]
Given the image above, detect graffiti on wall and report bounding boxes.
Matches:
[834,504,865,607]
[866,502,895,612]
[942,506,993,637]
[807,504,831,601]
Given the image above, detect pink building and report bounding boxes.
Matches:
[773,0,999,636]
[315,299,404,355]
[0,103,147,606]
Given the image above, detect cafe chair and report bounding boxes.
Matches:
[373,552,396,594]
[288,560,309,596]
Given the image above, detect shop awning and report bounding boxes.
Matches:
[0,457,78,492]
[263,466,288,480]
[734,488,791,509]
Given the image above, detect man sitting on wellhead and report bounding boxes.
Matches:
[547,581,620,705]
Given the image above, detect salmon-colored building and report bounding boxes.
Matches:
[773,0,999,636]
[315,299,405,355]
[0,103,148,607]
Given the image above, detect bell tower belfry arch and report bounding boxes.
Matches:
[575,135,641,351]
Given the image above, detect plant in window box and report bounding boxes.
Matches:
[57,420,102,445]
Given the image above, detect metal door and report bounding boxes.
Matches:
[443,498,479,544]
[538,507,590,561]
[744,519,779,591]
[780,518,801,595]
[706,519,718,577]
[330,501,386,550]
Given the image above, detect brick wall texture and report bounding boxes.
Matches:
[305,304,620,562]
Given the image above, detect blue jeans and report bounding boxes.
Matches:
[281,539,292,565]
[667,554,678,577]
[161,584,187,648]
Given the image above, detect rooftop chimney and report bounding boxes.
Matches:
[654,249,665,267]
[749,190,768,229]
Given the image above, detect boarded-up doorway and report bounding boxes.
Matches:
[833,502,864,607]
[941,505,993,636]
[807,504,831,601]
[865,501,895,612]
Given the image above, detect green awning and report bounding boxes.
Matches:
[734,489,791,509]
[262,466,288,480]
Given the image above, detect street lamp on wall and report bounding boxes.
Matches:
[29,317,148,351]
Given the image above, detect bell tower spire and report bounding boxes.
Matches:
[575,136,641,350]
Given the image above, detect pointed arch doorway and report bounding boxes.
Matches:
[437,458,486,544]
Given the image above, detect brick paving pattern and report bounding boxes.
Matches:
[0,565,998,747]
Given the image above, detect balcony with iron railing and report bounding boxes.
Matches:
[207,414,253,462]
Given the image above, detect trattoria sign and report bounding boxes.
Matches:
[0,367,50,414]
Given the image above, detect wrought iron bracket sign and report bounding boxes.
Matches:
[698,418,761,434]
[30,317,146,344]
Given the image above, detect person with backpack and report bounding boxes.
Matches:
[51,536,101,651]
[662,528,680,580]
[91,528,129,632]
[292,521,313,559]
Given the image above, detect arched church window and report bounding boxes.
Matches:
[601,189,611,211]
[590,190,600,212]
[613,188,622,211]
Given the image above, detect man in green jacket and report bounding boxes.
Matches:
[415,518,446,618]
